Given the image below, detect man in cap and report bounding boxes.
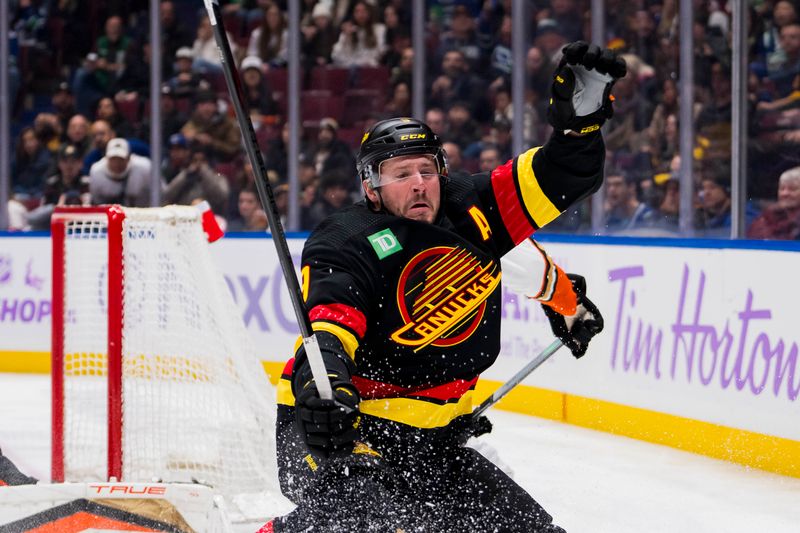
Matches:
[89,138,158,207]
[27,144,91,230]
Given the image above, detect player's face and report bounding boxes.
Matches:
[366,154,441,223]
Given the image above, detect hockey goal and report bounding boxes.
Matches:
[50,205,284,519]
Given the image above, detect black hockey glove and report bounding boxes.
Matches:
[547,41,627,136]
[295,377,361,457]
[450,414,494,447]
[542,274,604,358]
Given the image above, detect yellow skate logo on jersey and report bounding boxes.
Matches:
[391,246,500,351]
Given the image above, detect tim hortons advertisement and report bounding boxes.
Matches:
[0,234,797,442]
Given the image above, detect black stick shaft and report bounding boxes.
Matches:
[203,0,332,399]
[472,339,563,418]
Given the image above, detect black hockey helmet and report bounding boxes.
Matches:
[357,117,448,188]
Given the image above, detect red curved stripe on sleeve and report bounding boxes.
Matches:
[308,303,367,338]
[490,159,536,243]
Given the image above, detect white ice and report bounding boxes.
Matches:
[1,373,798,532]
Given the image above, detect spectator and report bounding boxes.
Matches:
[768,23,800,97]
[525,46,554,111]
[301,2,338,66]
[548,0,584,42]
[51,82,76,132]
[534,19,569,64]
[695,59,733,162]
[381,4,410,70]
[747,166,800,240]
[604,55,654,159]
[487,118,513,162]
[89,138,157,207]
[479,145,502,173]
[12,127,53,200]
[181,90,242,162]
[72,52,108,117]
[443,101,480,152]
[263,122,294,184]
[169,47,205,100]
[695,162,759,237]
[303,170,354,230]
[162,133,191,183]
[332,1,387,67]
[228,186,268,231]
[442,141,469,179]
[64,115,92,160]
[384,81,412,116]
[26,144,91,230]
[160,0,194,74]
[33,113,63,154]
[429,50,488,122]
[82,120,151,176]
[435,5,484,73]
[163,145,230,214]
[94,16,132,96]
[302,118,357,184]
[113,39,152,102]
[424,108,447,136]
[603,172,657,234]
[390,46,414,87]
[141,85,190,150]
[241,56,279,124]
[248,2,289,67]
[192,13,238,75]
[94,97,134,139]
[489,15,513,81]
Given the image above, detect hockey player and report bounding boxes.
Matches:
[268,42,625,532]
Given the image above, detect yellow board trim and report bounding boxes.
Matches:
[514,147,562,227]
[474,380,800,479]
[3,351,798,478]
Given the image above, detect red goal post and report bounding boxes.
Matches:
[50,205,283,519]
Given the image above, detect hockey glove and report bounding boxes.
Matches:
[547,41,627,136]
[295,377,361,457]
[542,274,604,358]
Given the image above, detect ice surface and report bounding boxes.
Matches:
[1,373,799,532]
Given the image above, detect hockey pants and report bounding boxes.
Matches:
[274,406,566,532]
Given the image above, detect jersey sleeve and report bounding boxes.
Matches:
[489,132,604,245]
[500,238,577,316]
[290,231,375,388]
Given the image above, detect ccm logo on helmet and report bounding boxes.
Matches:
[399,133,427,141]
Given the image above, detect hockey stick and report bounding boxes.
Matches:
[472,339,563,418]
[203,0,332,400]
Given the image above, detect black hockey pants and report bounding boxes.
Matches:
[274,405,566,533]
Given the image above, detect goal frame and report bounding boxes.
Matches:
[51,205,126,483]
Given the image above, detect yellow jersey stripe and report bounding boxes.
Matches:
[311,321,359,360]
[515,147,562,227]
[359,391,474,429]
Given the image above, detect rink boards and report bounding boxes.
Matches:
[1,232,799,478]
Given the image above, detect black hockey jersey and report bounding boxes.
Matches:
[277,133,604,437]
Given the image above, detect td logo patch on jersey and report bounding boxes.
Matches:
[368,228,403,259]
[391,246,501,351]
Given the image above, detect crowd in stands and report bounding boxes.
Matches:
[5,0,800,240]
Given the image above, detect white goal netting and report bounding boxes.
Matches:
[55,206,284,519]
